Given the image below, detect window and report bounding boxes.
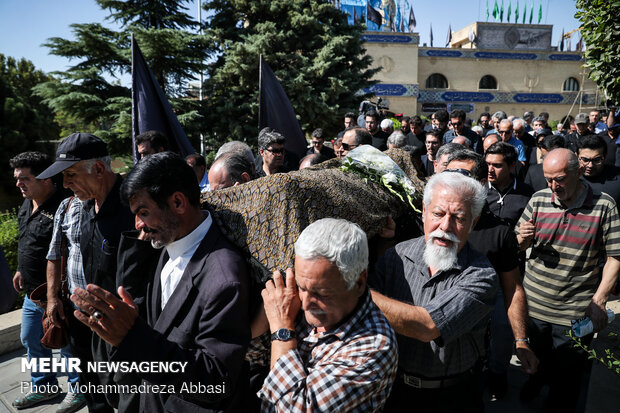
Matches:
[426,73,448,89]
[479,75,497,89]
[563,77,579,91]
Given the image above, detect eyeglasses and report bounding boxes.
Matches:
[498,129,513,135]
[311,140,323,145]
[264,147,284,155]
[443,168,472,177]
[578,156,604,165]
[341,142,359,151]
[451,121,463,127]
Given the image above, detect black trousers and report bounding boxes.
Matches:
[527,318,593,413]
[383,368,484,413]
[69,312,140,413]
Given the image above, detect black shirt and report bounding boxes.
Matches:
[306,145,336,159]
[17,189,65,295]
[468,206,519,273]
[80,175,134,293]
[584,165,620,204]
[525,163,547,193]
[370,130,389,151]
[486,179,534,228]
[406,132,425,153]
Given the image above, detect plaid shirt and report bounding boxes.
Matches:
[251,290,398,413]
[46,197,86,293]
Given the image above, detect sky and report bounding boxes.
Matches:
[0,0,582,83]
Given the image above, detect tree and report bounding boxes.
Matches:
[575,1,620,102]
[0,55,60,210]
[33,0,210,155]
[203,0,378,145]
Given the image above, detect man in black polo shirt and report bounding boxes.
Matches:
[446,150,539,401]
[578,134,620,203]
[38,133,135,413]
[485,142,534,228]
[443,110,483,154]
[10,152,85,412]
[365,110,389,151]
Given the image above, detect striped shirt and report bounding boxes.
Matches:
[46,197,87,294]
[516,184,620,326]
[251,290,398,413]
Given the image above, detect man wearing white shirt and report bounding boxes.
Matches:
[71,152,251,413]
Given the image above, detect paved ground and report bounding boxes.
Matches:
[1,299,618,413]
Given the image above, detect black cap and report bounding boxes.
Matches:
[37,133,108,179]
[536,128,553,137]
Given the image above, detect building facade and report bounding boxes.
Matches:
[362,22,599,122]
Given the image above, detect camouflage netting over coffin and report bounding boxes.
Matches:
[201,148,425,283]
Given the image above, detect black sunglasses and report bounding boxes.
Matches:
[443,168,472,177]
[264,147,284,154]
[341,142,359,151]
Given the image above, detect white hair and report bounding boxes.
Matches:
[387,131,408,148]
[380,119,394,129]
[513,118,525,129]
[471,125,483,135]
[423,172,487,219]
[294,218,368,290]
[215,141,255,165]
[83,156,112,173]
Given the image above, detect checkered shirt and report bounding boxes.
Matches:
[252,290,398,413]
[46,197,87,293]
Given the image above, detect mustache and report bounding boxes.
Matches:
[428,229,460,244]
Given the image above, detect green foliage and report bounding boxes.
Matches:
[575,1,620,101]
[33,0,210,156]
[0,54,60,210]
[569,329,620,376]
[204,0,378,147]
[0,210,18,273]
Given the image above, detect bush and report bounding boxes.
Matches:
[0,209,18,273]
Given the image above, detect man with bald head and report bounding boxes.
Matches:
[337,127,373,158]
[497,119,527,164]
[483,133,501,153]
[516,148,620,411]
[208,152,253,190]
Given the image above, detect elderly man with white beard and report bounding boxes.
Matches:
[369,172,498,413]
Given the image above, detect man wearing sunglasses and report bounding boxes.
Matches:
[306,128,335,160]
[256,128,298,177]
[337,127,372,158]
[497,119,527,164]
[577,135,620,203]
[442,110,482,154]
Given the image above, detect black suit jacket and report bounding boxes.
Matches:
[112,221,251,413]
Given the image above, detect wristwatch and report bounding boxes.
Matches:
[271,328,296,342]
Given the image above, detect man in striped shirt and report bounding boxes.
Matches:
[516,148,620,412]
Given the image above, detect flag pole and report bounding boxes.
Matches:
[258,54,263,132]
[198,0,205,157]
[131,33,138,165]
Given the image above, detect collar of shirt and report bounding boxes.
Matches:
[550,181,593,210]
[303,289,372,343]
[160,211,212,309]
[488,178,517,193]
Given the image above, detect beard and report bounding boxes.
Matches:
[423,229,461,273]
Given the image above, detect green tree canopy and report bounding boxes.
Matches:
[576,0,620,102]
[0,55,60,209]
[33,0,210,155]
[203,0,378,145]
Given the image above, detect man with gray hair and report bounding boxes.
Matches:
[381,118,394,135]
[37,133,136,412]
[253,218,398,412]
[433,142,463,174]
[387,130,408,149]
[369,172,498,412]
[256,127,300,177]
[215,140,255,165]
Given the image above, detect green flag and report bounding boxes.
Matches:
[529,1,533,24]
[523,2,527,23]
[508,2,512,22]
[493,0,499,20]
[515,1,519,23]
[538,1,542,23]
[500,0,504,22]
[486,0,490,21]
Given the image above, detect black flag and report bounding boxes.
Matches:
[258,56,307,159]
[367,3,382,26]
[408,7,417,32]
[131,35,194,164]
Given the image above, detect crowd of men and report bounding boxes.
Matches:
[9,104,620,413]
